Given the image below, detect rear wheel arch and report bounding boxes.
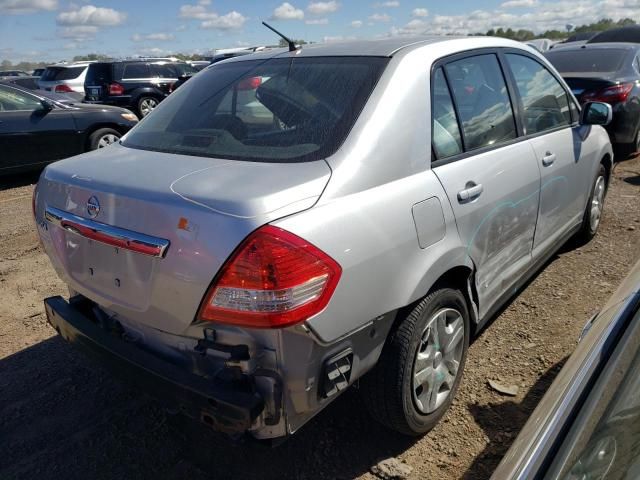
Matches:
[601,153,612,186]
[396,264,479,336]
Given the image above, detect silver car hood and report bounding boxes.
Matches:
[43,143,331,219]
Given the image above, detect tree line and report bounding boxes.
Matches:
[483,17,636,41]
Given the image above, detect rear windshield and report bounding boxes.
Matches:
[85,63,112,84]
[40,66,86,81]
[122,56,388,162]
[545,49,628,73]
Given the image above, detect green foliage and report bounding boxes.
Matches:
[72,53,111,61]
[486,16,637,41]
[0,59,48,73]
[278,38,307,47]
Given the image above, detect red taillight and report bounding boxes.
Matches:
[198,225,342,329]
[108,83,124,95]
[237,76,262,91]
[54,84,73,93]
[583,83,634,104]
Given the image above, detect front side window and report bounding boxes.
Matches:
[506,54,571,135]
[122,57,388,162]
[431,67,463,159]
[444,54,517,151]
[0,85,43,111]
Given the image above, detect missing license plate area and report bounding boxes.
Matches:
[58,232,154,310]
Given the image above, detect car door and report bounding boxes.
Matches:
[149,63,177,96]
[0,85,78,173]
[502,52,589,256]
[431,53,541,319]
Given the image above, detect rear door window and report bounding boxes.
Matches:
[150,63,177,78]
[505,54,571,135]
[444,54,517,151]
[122,57,388,162]
[123,63,150,79]
[431,68,463,159]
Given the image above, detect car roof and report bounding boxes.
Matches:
[45,63,92,68]
[221,35,530,63]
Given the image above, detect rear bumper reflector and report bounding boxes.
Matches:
[45,206,170,258]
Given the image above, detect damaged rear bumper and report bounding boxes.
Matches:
[44,295,264,434]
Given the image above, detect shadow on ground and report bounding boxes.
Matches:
[0,171,41,191]
[0,335,416,480]
[462,358,568,479]
[623,174,640,187]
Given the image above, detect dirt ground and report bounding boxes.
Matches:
[1,157,639,480]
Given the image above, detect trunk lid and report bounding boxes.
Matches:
[38,144,331,335]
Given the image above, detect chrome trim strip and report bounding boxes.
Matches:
[45,206,170,258]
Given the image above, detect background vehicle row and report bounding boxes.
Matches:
[0,82,137,175]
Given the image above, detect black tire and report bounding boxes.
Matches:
[88,128,121,150]
[616,127,640,159]
[137,96,159,118]
[575,163,607,244]
[360,287,470,436]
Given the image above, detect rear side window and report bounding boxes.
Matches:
[41,66,85,81]
[122,57,388,162]
[545,49,627,73]
[505,54,571,135]
[151,63,198,77]
[432,68,463,159]
[123,63,150,79]
[444,54,517,151]
[150,63,177,78]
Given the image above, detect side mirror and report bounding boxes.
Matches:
[580,101,612,126]
[39,99,54,112]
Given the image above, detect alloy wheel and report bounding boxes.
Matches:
[97,133,120,148]
[140,98,158,117]
[590,175,606,233]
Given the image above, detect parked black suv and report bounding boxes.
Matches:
[83,59,198,117]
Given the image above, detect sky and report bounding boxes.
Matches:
[1,0,640,63]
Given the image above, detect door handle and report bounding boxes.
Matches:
[457,182,484,202]
[542,151,556,167]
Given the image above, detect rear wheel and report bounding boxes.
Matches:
[575,163,607,244]
[88,128,121,150]
[360,287,470,436]
[137,96,159,117]
[631,129,640,157]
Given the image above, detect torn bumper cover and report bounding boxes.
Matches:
[44,296,264,434]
